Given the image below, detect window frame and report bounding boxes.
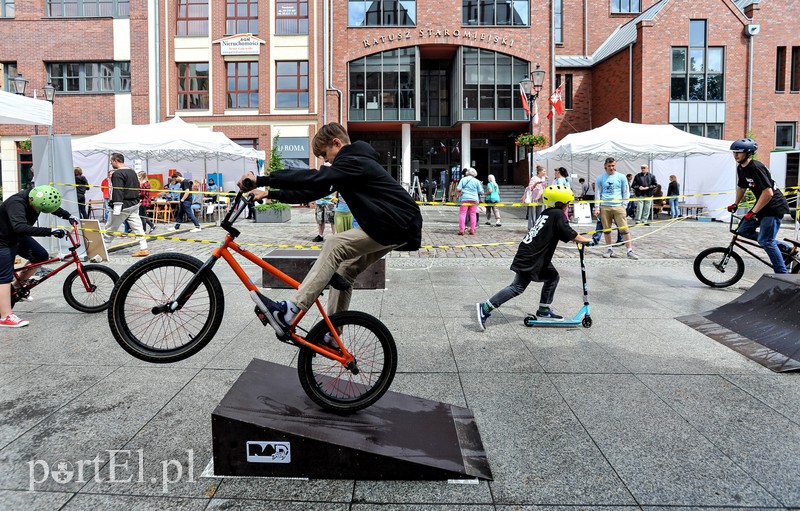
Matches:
[671,123,724,139]
[776,46,787,92]
[1,0,14,17]
[225,0,258,35]
[462,0,529,27]
[349,0,416,27]
[177,0,209,37]
[556,73,573,110]
[46,61,131,94]
[610,0,640,14]
[275,61,309,109]
[226,61,259,109]
[791,46,800,93]
[670,20,724,102]
[554,0,562,44]
[45,0,129,18]
[276,0,308,35]
[775,122,797,149]
[177,62,210,110]
[1,62,17,91]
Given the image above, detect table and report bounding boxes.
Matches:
[678,203,706,219]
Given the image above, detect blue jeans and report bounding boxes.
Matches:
[738,216,787,273]
[668,197,679,218]
[175,200,200,228]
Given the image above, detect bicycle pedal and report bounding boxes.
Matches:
[254,306,270,327]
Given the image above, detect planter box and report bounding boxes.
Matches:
[254,208,291,223]
[261,249,385,289]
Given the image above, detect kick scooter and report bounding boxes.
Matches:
[524,242,592,328]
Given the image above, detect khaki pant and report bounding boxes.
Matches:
[294,227,398,315]
[104,203,148,250]
[599,205,629,234]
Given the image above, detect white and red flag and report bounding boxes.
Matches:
[549,84,565,115]
[519,83,530,116]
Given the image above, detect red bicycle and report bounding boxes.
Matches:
[12,223,119,312]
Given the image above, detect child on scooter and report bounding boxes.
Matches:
[476,185,595,331]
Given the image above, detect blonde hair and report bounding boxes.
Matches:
[669,175,677,181]
[488,174,496,183]
[312,122,351,157]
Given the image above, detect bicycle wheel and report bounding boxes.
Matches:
[108,253,225,363]
[297,311,397,413]
[694,247,745,288]
[63,264,119,313]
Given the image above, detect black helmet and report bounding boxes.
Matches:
[730,138,758,154]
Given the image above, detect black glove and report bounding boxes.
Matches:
[51,228,69,238]
[68,216,80,226]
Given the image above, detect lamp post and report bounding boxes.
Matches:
[519,64,546,178]
[11,74,29,95]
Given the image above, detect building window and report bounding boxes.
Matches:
[226,0,258,35]
[349,0,415,26]
[349,48,416,122]
[232,138,258,150]
[227,62,258,109]
[275,61,308,108]
[462,47,530,122]
[463,0,528,26]
[672,123,723,139]
[775,123,797,149]
[46,0,129,17]
[177,0,208,36]
[670,20,724,101]
[556,73,573,110]
[47,62,130,93]
[554,0,562,44]
[177,63,209,110]
[276,0,308,34]
[2,63,17,90]
[792,46,800,93]
[611,0,640,14]
[1,0,14,17]
[776,46,787,92]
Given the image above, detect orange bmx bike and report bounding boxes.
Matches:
[107,192,397,412]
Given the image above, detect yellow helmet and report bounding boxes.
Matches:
[542,184,574,207]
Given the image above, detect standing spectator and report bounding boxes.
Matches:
[667,175,680,218]
[523,166,547,229]
[137,171,156,234]
[333,192,354,233]
[484,174,502,227]
[100,170,113,222]
[74,167,90,219]
[632,164,658,225]
[456,167,484,235]
[554,168,569,187]
[172,172,202,233]
[312,192,336,242]
[104,153,149,257]
[625,173,635,218]
[593,157,638,260]
[190,181,205,221]
[727,138,792,273]
[577,177,590,200]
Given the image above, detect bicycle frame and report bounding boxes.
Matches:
[726,214,785,269]
[163,193,354,366]
[14,224,94,294]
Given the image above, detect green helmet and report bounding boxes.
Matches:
[542,184,574,208]
[29,185,62,213]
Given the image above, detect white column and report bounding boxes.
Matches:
[401,123,411,190]
[461,123,471,170]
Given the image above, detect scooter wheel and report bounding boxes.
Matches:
[581,316,593,328]
[523,315,537,327]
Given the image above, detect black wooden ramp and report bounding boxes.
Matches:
[679,274,800,372]
[211,359,493,480]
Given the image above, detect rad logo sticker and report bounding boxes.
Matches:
[246,441,291,463]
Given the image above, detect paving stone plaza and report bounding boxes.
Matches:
[1,205,799,510]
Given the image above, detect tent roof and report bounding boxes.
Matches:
[533,118,733,161]
[0,89,53,126]
[71,116,265,161]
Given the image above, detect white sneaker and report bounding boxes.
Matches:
[627,250,639,260]
[190,227,202,233]
[603,248,613,258]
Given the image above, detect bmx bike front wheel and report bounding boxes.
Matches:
[693,247,745,288]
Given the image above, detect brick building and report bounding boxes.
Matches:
[0,0,797,195]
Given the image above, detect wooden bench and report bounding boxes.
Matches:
[678,203,706,219]
[261,248,385,289]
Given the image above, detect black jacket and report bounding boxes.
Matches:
[257,141,423,250]
[110,166,141,209]
[75,175,89,201]
[0,189,71,247]
[631,172,658,197]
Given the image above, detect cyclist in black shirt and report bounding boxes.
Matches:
[476,185,595,330]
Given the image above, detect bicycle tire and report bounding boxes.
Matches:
[108,253,225,363]
[63,264,119,313]
[297,311,397,413]
[694,247,745,288]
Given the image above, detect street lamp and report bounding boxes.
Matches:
[11,74,29,95]
[42,81,56,103]
[519,64,546,178]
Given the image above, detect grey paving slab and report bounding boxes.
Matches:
[0,366,199,492]
[723,373,800,425]
[212,476,354,503]
[640,374,800,507]
[0,365,116,450]
[59,494,208,510]
[382,318,458,373]
[353,480,492,506]
[549,373,781,507]
[388,372,468,408]
[207,499,348,510]
[461,373,636,506]
[0,364,40,388]
[498,507,640,511]
[445,317,545,373]
[0,489,73,510]
[521,332,632,374]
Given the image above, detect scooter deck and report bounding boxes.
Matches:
[523,316,582,327]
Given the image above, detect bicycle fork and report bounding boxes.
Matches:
[155,255,220,314]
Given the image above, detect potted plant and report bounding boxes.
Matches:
[254,201,291,223]
[515,133,548,149]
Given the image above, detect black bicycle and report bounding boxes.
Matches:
[694,214,800,288]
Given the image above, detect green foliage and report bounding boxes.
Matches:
[741,189,756,206]
[267,134,283,174]
[515,133,547,148]
[746,129,758,161]
[254,201,290,211]
[18,139,31,152]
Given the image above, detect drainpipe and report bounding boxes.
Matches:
[325,0,343,123]
[154,0,161,122]
[584,0,588,56]
[747,34,753,135]
[628,43,633,122]
[550,0,556,146]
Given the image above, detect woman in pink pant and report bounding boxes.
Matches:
[456,167,484,235]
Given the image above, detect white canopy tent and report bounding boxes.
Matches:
[0,89,53,126]
[533,118,736,220]
[71,116,265,200]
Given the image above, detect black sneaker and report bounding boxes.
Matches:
[536,308,563,320]
[312,235,324,242]
[476,303,491,331]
